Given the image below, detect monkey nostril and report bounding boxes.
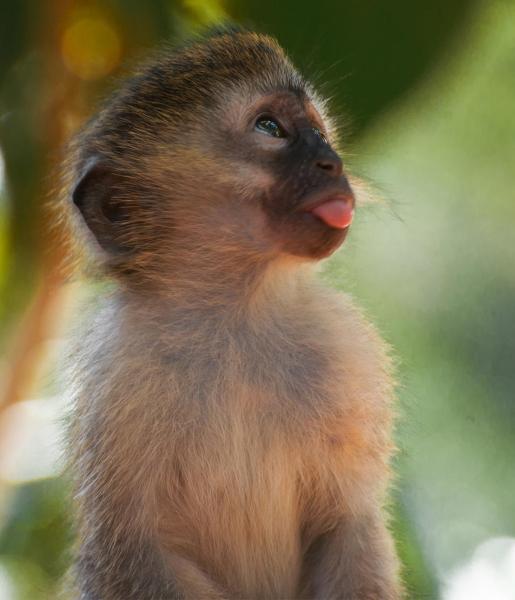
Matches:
[316,157,342,177]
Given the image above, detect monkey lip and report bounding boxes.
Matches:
[303,194,354,230]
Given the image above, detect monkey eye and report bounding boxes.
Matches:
[255,116,286,138]
[312,127,328,144]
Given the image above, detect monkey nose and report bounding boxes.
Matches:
[315,153,343,178]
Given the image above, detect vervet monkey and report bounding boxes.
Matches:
[63,28,401,600]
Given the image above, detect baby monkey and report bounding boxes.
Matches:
[64,29,401,600]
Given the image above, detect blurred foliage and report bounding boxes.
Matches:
[234,0,477,133]
[1,0,514,599]
[0,479,70,598]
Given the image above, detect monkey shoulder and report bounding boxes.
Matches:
[287,289,397,498]
[331,291,394,394]
[281,287,395,412]
[310,287,396,415]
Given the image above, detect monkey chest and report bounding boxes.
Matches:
[164,418,304,597]
[170,374,375,513]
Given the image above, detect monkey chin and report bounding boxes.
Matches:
[304,225,350,260]
[314,227,350,259]
[277,217,351,261]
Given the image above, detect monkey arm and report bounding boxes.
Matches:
[73,533,229,600]
[165,553,231,600]
[73,536,179,599]
[303,510,402,600]
[72,456,229,599]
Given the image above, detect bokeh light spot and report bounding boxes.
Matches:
[0,565,15,600]
[61,16,121,80]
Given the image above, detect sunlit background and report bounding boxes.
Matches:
[0,1,514,598]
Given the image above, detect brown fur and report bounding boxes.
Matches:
[63,28,401,599]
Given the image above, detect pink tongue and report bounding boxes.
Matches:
[310,199,354,229]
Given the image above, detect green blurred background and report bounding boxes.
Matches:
[0,0,514,598]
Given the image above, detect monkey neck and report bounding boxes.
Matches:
[123,255,318,327]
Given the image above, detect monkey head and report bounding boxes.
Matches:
[68,29,355,287]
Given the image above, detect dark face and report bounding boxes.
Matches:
[217,89,355,260]
[70,38,356,276]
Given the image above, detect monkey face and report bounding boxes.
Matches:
[209,89,355,261]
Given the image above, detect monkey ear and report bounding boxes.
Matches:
[72,158,130,255]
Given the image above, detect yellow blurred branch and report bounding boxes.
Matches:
[0,0,80,413]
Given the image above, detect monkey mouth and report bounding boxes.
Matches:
[301,191,355,230]
[273,187,355,259]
